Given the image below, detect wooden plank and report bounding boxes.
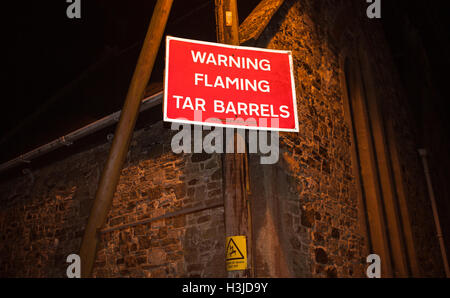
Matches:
[215,0,253,278]
[79,0,174,278]
[239,0,285,45]
[346,55,394,277]
[100,201,224,234]
[358,47,409,277]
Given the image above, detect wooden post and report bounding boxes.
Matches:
[215,0,240,45]
[215,0,253,278]
[79,0,173,278]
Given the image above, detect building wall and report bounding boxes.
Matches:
[0,0,445,278]
[0,123,226,277]
[92,123,225,278]
[245,0,367,278]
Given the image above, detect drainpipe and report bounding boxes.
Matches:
[0,92,163,175]
[418,148,450,277]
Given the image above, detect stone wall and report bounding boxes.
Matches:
[246,0,367,278]
[0,122,226,277]
[0,139,106,277]
[92,123,225,278]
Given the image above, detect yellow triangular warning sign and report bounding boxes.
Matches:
[226,237,245,261]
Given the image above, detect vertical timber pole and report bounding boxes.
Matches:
[79,0,173,278]
[215,0,240,46]
[215,0,253,278]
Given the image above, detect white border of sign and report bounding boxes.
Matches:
[164,36,299,132]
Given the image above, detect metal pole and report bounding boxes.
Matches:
[79,0,173,278]
[215,0,253,278]
[418,149,450,277]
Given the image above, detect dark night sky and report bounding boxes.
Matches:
[1,0,261,163]
[1,0,450,164]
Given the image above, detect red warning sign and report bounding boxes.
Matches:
[164,36,299,132]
